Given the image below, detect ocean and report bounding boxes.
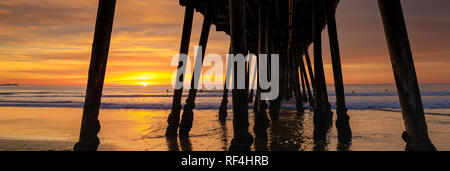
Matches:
[0,84,449,110]
[0,84,449,151]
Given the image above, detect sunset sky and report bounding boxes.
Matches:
[0,0,449,86]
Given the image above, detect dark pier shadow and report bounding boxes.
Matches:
[165,136,179,151]
[219,121,229,151]
[337,142,352,151]
[179,137,193,151]
[312,115,353,151]
[269,110,307,151]
[165,136,193,151]
[313,139,352,151]
[254,137,269,151]
[312,126,331,151]
[312,121,353,151]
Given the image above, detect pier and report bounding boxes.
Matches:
[75,0,436,151]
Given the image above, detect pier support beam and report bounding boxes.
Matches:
[74,0,116,151]
[253,0,270,138]
[312,0,333,141]
[166,5,195,137]
[269,42,282,121]
[325,1,352,143]
[288,0,304,115]
[299,50,314,106]
[179,17,211,137]
[378,0,436,151]
[304,46,315,92]
[300,63,308,102]
[218,83,229,121]
[290,50,305,115]
[229,0,253,151]
[219,46,232,122]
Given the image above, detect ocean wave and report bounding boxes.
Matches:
[2,91,450,98]
[0,91,81,96]
[341,92,450,97]
[0,94,225,98]
[0,102,224,110]
[0,100,448,110]
[0,100,73,104]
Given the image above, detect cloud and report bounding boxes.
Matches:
[0,0,449,85]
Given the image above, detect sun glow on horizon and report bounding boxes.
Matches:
[104,71,174,86]
[140,82,149,87]
[0,0,450,86]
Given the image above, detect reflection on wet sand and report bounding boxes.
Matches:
[313,124,332,151]
[269,110,308,151]
[254,137,268,151]
[179,137,192,151]
[219,121,229,151]
[337,142,351,151]
[165,119,228,151]
[165,136,193,151]
[2,107,449,151]
[166,137,179,151]
[162,109,354,151]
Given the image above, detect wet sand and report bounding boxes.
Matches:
[0,106,448,151]
[0,139,118,151]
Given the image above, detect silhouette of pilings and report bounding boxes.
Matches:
[298,48,314,106]
[290,50,305,115]
[75,0,437,151]
[303,46,315,92]
[218,82,229,121]
[74,0,116,151]
[179,15,211,137]
[312,0,333,141]
[166,4,195,137]
[288,0,305,115]
[253,0,270,139]
[218,46,232,122]
[73,0,437,151]
[378,0,435,151]
[159,0,435,150]
[248,89,254,103]
[324,0,352,143]
[228,0,253,151]
[299,61,308,102]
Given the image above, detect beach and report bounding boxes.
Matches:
[0,84,449,151]
[0,106,449,151]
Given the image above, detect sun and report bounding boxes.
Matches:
[140,82,149,87]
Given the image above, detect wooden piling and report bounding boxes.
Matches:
[269,40,282,121]
[325,0,352,143]
[249,90,254,103]
[303,46,315,91]
[299,50,315,106]
[253,0,270,138]
[288,0,303,114]
[229,0,253,151]
[166,5,195,137]
[312,0,333,141]
[378,0,436,151]
[290,49,305,115]
[218,47,232,122]
[179,16,211,137]
[74,0,116,151]
[300,63,308,102]
[218,84,229,121]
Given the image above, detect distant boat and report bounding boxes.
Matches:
[0,83,19,86]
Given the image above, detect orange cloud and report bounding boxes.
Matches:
[0,0,449,86]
